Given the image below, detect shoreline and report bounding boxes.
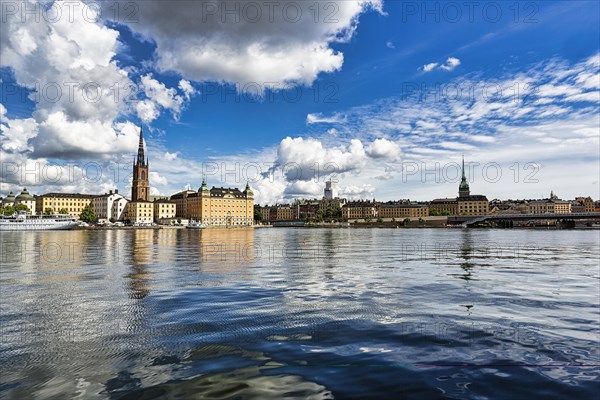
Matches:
[70,224,600,231]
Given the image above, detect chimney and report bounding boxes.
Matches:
[115,189,118,194]
[109,190,113,195]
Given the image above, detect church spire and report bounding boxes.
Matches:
[459,155,470,198]
[136,127,145,166]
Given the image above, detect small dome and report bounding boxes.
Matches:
[3,191,15,203]
[15,188,33,201]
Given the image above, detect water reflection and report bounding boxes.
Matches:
[128,229,153,299]
[0,228,598,399]
[458,229,475,281]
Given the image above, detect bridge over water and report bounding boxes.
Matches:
[447,212,600,228]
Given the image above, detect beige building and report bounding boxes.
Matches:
[528,200,571,214]
[342,200,378,220]
[126,201,155,225]
[378,203,429,218]
[172,189,196,218]
[267,204,296,221]
[36,193,95,216]
[575,197,595,212]
[429,198,458,215]
[154,199,177,223]
[457,195,489,216]
[170,179,254,226]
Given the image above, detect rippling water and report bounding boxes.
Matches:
[1,228,598,399]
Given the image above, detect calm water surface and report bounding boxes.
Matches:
[1,228,599,399]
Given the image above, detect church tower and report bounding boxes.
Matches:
[132,128,149,201]
[458,156,470,198]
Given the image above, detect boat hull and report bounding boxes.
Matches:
[0,221,78,231]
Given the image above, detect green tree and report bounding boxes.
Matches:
[1,205,15,216]
[429,208,439,216]
[418,217,425,224]
[391,217,396,223]
[44,207,54,215]
[403,218,411,226]
[364,217,372,223]
[441,210,451,216]
[376,217,383,223]
[254,209,263,222]
[79,205,97,223]
[14,204,30,214]
[58,208,69,214]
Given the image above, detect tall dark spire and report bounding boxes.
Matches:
[459,155,470,198]
[136,127,145,166]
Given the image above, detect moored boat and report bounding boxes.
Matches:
[186,220,206,229]
[0,212,78,231]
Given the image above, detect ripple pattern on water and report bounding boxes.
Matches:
[0,228,599,399]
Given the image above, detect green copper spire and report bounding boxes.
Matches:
[200,175,209,192]
[244,181,253,196]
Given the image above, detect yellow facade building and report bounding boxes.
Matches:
[528,200,571,214]
[575,197,595,212]
[154,199,177,223]
[36,193,95,216]
[170,179,254,226]
[429,198,458,215]
[126,201,155,225]
[457,195,489,215]
[341,200,378,220]
[378,203,429,218]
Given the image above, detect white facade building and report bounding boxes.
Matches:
[92,190,128,222]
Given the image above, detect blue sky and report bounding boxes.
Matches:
[1,1,599,203]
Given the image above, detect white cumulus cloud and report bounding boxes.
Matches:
[107,1,383,90]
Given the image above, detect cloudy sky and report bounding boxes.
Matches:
[1,0,599,204]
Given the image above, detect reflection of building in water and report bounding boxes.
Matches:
[458,230,475,282]
[35,230,92,277]
[195,228,257,269]
[128,229,154,299]
[1,230,153,399]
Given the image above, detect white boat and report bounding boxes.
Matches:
[186,220,206,229]
[0,212,78,231]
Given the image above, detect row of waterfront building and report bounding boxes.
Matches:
[3,185,595,225]
[257,193,597,223]
[1,133,597,225]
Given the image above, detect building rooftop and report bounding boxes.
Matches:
[430,198,458,203]
[457,195,488,201]
[379,202,427,208]
[210,187,246,198]
[40,193,96,199]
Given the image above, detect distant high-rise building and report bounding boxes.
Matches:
[324,179,338,200]
[132,128,149,201]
